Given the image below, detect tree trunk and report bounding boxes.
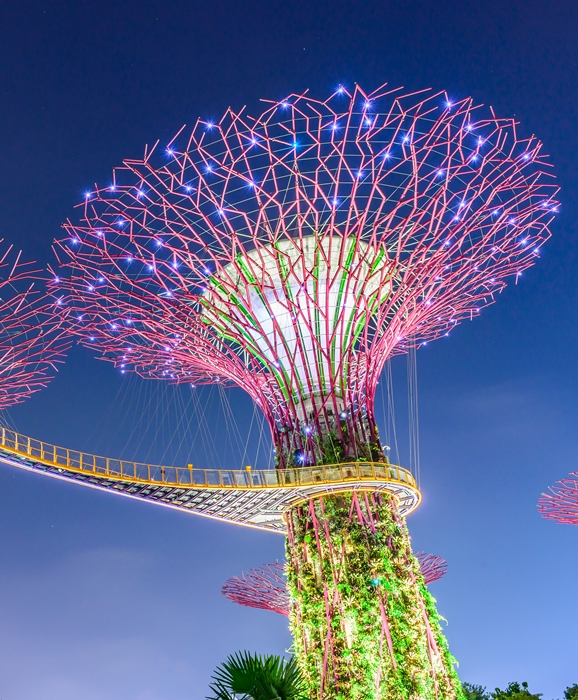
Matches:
[285,491,464,700]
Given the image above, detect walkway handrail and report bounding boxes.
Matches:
[0,426,417,491]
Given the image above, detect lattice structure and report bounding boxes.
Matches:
[53,83,557,469]
[48,84,557,700]
[222,562,289,615]
[0,243,69,407]
[415,551,449,584]
[538,472,578,525]
[222,552,447,617]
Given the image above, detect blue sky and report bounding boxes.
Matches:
[0,1,577,697]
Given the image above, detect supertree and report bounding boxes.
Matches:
[223,553,448,617]
[0,242,69,407]
[415,551,449,585]
[223,562,290,616]
[538,473,578,525]
[52,83,558,700]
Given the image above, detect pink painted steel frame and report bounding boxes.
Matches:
[538,472,578,525]
[0,243,69,408]
[222,562,289,616]
[415,552,448,585]
[52,83,558,465]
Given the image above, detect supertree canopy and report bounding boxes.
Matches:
[0,242,69,408]
[223,562,290,616]
[538,473,578,525]
[222,553,448,617]
[52,83,557,700]
[415,551,449,585]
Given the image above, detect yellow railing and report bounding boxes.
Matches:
[0,426,417,491]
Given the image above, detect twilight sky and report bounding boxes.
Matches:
[0,1,577,698]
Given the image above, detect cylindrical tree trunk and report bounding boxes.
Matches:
[285,491,464,700]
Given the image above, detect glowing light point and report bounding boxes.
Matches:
[53,83,557,700]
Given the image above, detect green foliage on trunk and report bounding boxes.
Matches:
[286,491,464,700]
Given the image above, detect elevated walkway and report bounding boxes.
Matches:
[0,427,421,533]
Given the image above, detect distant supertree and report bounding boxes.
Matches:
[0,243,68,408]
[52,83,557,700]
[415,551,449,584]
[538,472,578,525]
[223,553,448,617]
[222,562,289,616]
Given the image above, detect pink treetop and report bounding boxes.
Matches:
[0,243,69,407]
[538,473,578,525]
[222,562,289,616]
[222,553,448,616]
[52,83,558,466]
[414,551,448,585]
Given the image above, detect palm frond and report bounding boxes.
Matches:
[207,651,308,700]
